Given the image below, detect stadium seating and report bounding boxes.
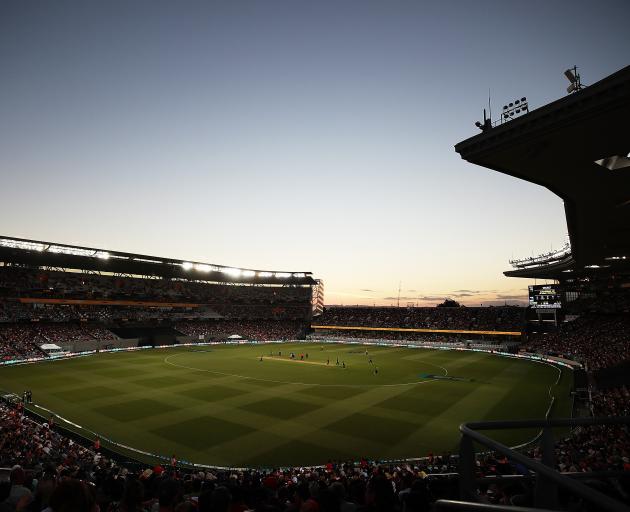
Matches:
[314,305,526,332]
[526,314,630,371]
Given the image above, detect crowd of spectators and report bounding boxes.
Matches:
[311,330,464,344]
[176,320,306,341]
[564,292,630,315]
[34,324,117,344]
[0,324,117,360]
[525,314,630,370]
[314,306,525,333]
[0,302,312,325]
[0,268,311,307]
[0,320,310,361]
[524,386,630,474]
[0,266,313,327]
[0,326,46,361]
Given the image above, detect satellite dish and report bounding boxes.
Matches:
[564,69,576,83]
[567,83,577,94]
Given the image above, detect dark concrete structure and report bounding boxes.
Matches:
[455,65,630,282]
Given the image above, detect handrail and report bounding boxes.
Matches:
[436,500,557,512]
[458,417,630,512]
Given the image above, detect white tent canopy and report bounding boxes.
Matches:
[40,343,62,351]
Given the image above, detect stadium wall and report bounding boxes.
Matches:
[55,335,200,352]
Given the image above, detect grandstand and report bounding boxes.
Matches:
[452,64,630,509]
[455,65,630,301]
[0,236,315,358]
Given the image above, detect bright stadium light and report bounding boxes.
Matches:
[222,267,242,277]
[292,273,306,278]
[181,261,194,270]
[195,264,212,272]
[48,245,96,257]
[96,251,110,260]
[501,97,528,123]
[242,270,256,278]
[0,239,45,252]
[258,271,273,278]
[276,272,291,278]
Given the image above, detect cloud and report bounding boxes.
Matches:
[453,293,474,297]
[496,294,526,300]
[382,295,447,302]
[360,289,374,292]
[453,289,480,294]
[482,299,528,306]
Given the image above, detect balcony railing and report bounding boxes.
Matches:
[509,242,572,269]
[458,417,630,511]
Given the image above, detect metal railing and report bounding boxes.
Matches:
[509,242,571,269]
[436,500,557,512]
[459,417,630,511]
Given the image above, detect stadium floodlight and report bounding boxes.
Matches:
[181,261,194,270]
[276,272,291,278]
[96,251,110,260]
[564,66,584,94]
[258,271,273,278]
[500,97,529,124]
[48,245,96,257]
[241,270,256,278]
[0,239,45,252]
[292,273,306,278]
[195,263,212,272]
[222,267,242,277]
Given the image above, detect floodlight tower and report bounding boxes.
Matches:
[564,66,584,94]
[501,97,529,123]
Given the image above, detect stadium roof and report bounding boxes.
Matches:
[0,236,315,285]
[455,65,630,280]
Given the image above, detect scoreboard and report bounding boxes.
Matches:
[528,285,562,309]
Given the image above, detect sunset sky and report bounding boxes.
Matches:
[1,1,628,307]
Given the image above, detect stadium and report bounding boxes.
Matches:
[2,64,630,512]
[1,3,630,510]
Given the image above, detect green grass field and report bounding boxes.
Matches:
[0,343,573,467]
